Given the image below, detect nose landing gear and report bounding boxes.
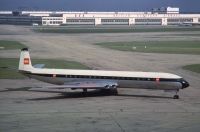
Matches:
[173,90,179,99]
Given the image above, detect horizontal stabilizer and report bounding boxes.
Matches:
[33,64,45,68]
[0,66,17,70]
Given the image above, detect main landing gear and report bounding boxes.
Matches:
[111,89,118,95]
[82,88,118,96]
[83,88,88,93]
[82,89,88,95]
[173,90,179,99]
[100,89,118,95]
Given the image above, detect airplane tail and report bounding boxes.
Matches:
[18,48,34,72]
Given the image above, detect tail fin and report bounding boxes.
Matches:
[18,48,33,72]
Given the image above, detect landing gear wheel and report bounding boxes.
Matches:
[83,88,87,93]
[100,89,118,95]
[112,89,118,95]
[100,89,109,95]
[82,89,88,95]
[173,95,179,99]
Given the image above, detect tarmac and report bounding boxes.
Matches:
[0,25,200,132]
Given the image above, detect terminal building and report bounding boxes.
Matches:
[0,7,200,26]
[0,11,42,25]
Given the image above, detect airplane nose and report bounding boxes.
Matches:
[181,79,190,89]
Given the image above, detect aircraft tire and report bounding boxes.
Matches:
[173,95,179,99]
[112,89,118,95]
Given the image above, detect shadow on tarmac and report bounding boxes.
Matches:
[1,87,172,100]
[27,90,172,100]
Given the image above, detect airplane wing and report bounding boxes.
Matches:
[40,81,118,89]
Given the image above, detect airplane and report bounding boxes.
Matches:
[18,48,189,99]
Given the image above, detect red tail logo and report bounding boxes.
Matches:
[24,58,29,65]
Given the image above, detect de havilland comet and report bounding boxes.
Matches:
[19,48,189,99]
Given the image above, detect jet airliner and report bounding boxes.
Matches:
[18,48,189,99]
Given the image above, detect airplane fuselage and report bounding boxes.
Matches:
[20,68,188,90]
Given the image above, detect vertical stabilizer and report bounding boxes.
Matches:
[18,48,33,72]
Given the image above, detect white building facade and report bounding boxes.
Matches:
[42,12,200,26]
[19,8,200,26]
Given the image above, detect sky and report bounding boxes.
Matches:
[0,0,199,12]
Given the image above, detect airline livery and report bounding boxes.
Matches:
[19,48,189,99]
